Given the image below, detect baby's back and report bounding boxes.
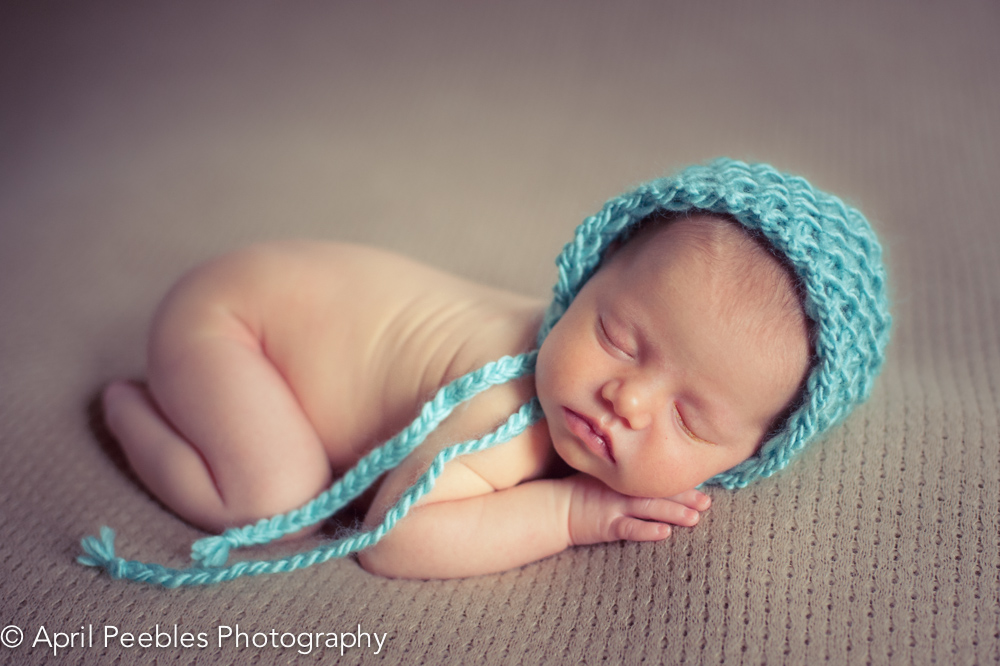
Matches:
[151,241,545,471]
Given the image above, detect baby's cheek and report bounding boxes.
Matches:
[536,337,577,399]
[536,311,594,403]
[534,336,556,390]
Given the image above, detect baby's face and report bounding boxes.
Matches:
[535,217,810,498]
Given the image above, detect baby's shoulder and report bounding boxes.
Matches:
[364,373,556,526]
[434,374,555,488]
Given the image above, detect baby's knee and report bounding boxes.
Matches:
[220,464,333,528]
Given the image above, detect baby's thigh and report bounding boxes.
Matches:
[146,264,331,517]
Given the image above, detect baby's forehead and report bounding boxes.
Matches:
[607,213,809,331]
[611,213,780,278]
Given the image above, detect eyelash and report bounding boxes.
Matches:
[674,403,710,444]
[598,317,633,358]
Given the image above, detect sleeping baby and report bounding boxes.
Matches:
[84,159,891,583]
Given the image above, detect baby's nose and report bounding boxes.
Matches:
[601,378,653,430]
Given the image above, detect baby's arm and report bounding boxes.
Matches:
[358,446,710,579]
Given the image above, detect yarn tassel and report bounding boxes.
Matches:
[78,527,120,572]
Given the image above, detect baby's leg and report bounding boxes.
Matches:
[103,314,332,533]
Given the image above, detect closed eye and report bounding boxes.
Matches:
[674,403,713,445]
[598,316,634,359]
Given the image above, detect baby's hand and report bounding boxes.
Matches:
[566,474,712,546]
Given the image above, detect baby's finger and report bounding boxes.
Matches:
[611,516,671,542]
[627,497,701,528]
[666,489,712,511]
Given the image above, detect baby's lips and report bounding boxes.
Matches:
[564,407,616,463]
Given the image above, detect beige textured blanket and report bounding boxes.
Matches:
[2,2,997,664]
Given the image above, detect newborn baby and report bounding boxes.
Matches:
[89,159,891,584]
[102,213,807,579]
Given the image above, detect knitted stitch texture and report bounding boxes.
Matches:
[79,157,890,585]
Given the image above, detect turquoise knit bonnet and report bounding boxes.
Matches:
[79,158,891,586]
[539,157,891,487]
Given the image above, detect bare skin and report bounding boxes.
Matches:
[102,217,810,579]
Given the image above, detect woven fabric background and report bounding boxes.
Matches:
[1,2,998,664]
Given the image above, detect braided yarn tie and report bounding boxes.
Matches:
[80,157,891,586]
[186,351,538,568]
[79,353,541,586]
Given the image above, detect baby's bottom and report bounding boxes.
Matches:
[102,321,333,533]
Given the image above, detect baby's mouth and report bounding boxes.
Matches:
[564,408,616,463]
